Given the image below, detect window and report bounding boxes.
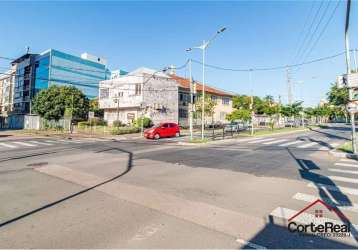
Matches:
[100,88,109,99]
[222,97,230,105]
[179,108,188,118]
[211,95,218,103]
[135,84,142,96]
[179,93,183,101]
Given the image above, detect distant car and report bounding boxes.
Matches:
[224,123,240,132]
[144,122,180,139]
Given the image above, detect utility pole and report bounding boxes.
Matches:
[354,48,357,72]
[286,67,293,105]
[188,59,193,140]
[201,40,206,140]
[345,0,357,154]
[249,69,254,136]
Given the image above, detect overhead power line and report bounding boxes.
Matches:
[191,51,346,72]
[293,0,325,64]
[301,0,341,63]
[299,1,333,63]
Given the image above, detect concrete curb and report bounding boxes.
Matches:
[329,149,358,160]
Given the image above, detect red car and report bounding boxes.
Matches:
[144,122,180,139]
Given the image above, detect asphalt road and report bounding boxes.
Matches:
[1,124,358,248]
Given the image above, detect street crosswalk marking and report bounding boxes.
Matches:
[12,141,37,147]
[270,207,358,238]
[0,142,17,148]
[248,138,276,144]
[262,139,288,145]
[307,182,358,196]
[340,158,358,163]
[297,142,317,148]
[278,140,302,147]
[328,176,358,184]
[329,168,358,175]
[334,162,358,168]
[237,137,261,142]
[28,140,53,146]
[292,193,358,213]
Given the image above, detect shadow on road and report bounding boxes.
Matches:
[308,126,350,141]
[287,148,358,243]
[0,145,133,228]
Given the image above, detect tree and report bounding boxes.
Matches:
[32,85,89,121]
[194,94,217,122]
[327,83,349,122]
[89,98,104,118]
[281,101,303,118]
[327,84,349,106]
[226,109,251,122]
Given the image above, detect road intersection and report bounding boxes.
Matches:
[1,125,358,248]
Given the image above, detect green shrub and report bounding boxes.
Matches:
[111,127,140,135]
[133,117,153,128]
[77,118,107,128]
[112,120,125,127]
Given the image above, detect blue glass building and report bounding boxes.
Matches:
[12,49,110,114]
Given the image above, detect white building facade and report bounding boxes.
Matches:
[99,68,179,126]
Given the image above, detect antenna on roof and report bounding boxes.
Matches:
[26,46,30,54]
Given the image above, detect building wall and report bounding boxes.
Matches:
[178,91,233,126]
[46,49,109,99]
[142,76,178,125]
[213,95,233,123]
[0,69,15,114]
[99,73,178,126]
[104,108,140,125]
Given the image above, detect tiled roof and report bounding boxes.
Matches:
[170,74,234,97]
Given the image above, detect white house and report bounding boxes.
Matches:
[99,67,179,126]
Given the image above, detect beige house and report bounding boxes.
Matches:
[171,75,234,127]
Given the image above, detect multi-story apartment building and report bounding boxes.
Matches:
[0,68,16,127]
[10,49,110,114]
[99,67,234,126]
[99,67,179,125]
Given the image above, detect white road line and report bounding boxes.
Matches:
[340,158,358,163]
[297,142,317,148]
[44,140,58,143]
[270,207,358,238]
[28,140,53,146]
[236,137,261,142]
[278,140,302,147]
[262,139,288,145]
[307,182,358,196]
[248,138,276,144]
[12,141,37,147]
[328,176,358,184]
[318,146,329,151]
[330,142,340,148]
[293,192,358,213]
[329,168,358,175]
[334,162,358,168]
[0,142,17,148]
[236,238,267,249]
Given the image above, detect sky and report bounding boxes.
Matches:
[0,0,357,106]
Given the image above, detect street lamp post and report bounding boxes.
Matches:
[186,27,226,140]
